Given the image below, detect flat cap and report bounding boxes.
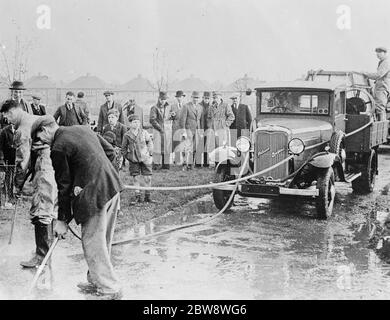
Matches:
[203,91,211,98]
[159,91,168,100]
[30,115,56,140]
[103,90,114,96]
[32,95,41,100]
[212,91,222,97]
[128,114,140,122]
[107,108,119,117]
[191,91,200,98]
[375,46,387,53]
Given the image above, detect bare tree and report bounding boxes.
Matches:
[233,74,251,96]
[152,47,170,92]
[0,35,34,86]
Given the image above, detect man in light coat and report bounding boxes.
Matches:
[1,100,57,268]
[179,91,201,170]
[207,92,235,164]
[362,47,390,120]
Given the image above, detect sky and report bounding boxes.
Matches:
[0,0,390,85]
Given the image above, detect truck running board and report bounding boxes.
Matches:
[344,172,362,183]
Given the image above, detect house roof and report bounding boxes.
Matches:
[25,74,56,88]
[171,75,209,92]
[119,74,154,91]
[66,73,107,89]
[224,74,265,91]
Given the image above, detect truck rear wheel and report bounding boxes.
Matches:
[212,165,235,211]
[352,150,377,194]
[316,168,336,220]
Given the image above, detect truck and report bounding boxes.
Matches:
[211,71,388,219]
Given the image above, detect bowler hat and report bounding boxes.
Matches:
[103,90,114,96]
[9,80,26,91]
[159,91,168,100]
[128,114,140,122]
[32,95,41,100]
[175,90,186,97]
[30,115,56,140]
[203,91,211,98]
[191,91,200,98]
[375,47,387,53]
[66,91,75,97]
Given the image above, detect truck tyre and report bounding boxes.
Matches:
[316,167,336,220]
[212,165,235,211]
[352,150,377,194]
[330,131,346,169]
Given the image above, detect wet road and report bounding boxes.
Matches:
[2,147,390,299]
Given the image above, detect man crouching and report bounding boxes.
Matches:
[30,115,123,299]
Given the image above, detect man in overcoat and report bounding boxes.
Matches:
[53,91,88,126]
[229,92,252,146]
[170,90,186,165]
[31,116,123,299]
[149,91,172,170]
[97,91,125,133]
[30,95,46,116]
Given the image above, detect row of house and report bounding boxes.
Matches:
[0,73,264,117]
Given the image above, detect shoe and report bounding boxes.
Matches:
[20,254,44,268]
[194,164,202,168]
[152,164,162,170]
[144,193,154,203]
[77,282,98,294]
[162,164,170,170]
[187,164,193,170]
[203,164,209,168]
[95,289,123,300]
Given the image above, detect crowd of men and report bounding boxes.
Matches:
[0,81,253,300]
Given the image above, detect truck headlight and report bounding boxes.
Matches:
[288,138,305,155]
[236,136,251,153]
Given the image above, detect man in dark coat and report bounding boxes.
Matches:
[197,91,211,167]
[53,91,88,126]
[75,91,90,124]
[0,124,16,203]
[229,93,252,146]
[31,116,123,299]
[97,91,124,134]
[9,80,31,113]
[30,95,46,116]
[149,91,173,170]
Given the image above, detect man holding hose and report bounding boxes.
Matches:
[30,115,123,299]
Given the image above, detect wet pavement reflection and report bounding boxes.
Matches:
[2,147,390,299]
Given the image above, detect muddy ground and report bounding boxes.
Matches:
[2,147,390,300]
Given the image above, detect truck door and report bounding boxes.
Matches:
[334,91,346,132]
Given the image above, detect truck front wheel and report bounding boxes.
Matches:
[316,168,336,220]
[212,165,235,211]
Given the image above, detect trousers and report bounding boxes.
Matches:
[81,192,121,294]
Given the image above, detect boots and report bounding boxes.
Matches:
[20,223,52,268]
[144,192,154,203]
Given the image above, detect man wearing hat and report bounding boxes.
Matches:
[207,91,235,164]
[179,91,201,170]
[97,91,125,134]
[102,109,127,171]
[0,101,57,268]
[149,91,173,170]
[362,47,390,120]
[197,91,212,167]
[229,92,252,146]
[9,80,31,113]
[30,95,46,116]
[123,98,143,128]
[75,91,90,124]
[170,90,186,165]
[53,91,88,126]
[30,114,123,299]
